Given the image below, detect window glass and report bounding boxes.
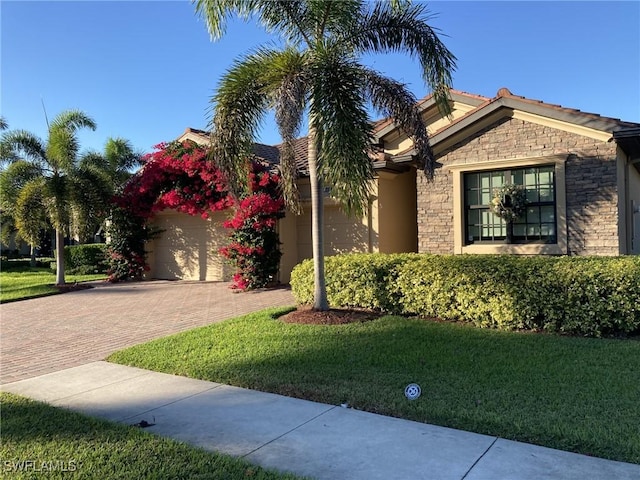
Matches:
[540,206,555,223]
[464,165,557,244]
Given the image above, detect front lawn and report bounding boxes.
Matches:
[108,307,640,465]
[0,265,105,303]
[0,393,305,479]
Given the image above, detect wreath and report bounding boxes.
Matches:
[489,184,527,222]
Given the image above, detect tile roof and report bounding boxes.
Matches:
[182,87,640,170]
[180,128,310,173]
[392,87,640,157]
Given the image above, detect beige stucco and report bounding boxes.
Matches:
[383,101,477,155]
[142,170,416,284]
[146,210,231,281]
[286,178,379,280]
[629,166,640,254]
[377,170,418,253]
[620,146,640,254]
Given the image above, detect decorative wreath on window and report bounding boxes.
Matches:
[489,184,527,222]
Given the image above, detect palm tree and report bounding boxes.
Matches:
[81,137,143,190]
[78,137,143,241]
[0,160,49,266]
[195,0,455,310]
[0,110,106,285]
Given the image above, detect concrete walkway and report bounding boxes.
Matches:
[2,362,639,480]
[1,281,639,479]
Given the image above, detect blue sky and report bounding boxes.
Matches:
[2,1,639,155]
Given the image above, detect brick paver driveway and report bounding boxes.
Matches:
[0,281,294,384]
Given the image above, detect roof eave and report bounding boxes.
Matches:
[613,127,640,160]
[372,90,488,141]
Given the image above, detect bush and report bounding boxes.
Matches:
[290,253,640,337]
[62,244,108,274]
[290,253,418,312]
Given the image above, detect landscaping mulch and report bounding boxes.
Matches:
[279,306,383,325]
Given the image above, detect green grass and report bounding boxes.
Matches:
[0,266,106,303]
[0,393,305,479]
[108,307,640,465]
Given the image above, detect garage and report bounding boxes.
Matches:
[146,210,231,281]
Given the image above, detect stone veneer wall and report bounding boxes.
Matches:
[416,117,619,255]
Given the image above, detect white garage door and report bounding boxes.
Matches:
[150,210,230,281]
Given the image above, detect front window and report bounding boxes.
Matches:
[464,165,556,244]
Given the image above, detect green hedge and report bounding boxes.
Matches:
[290,253,417,311]
[290,253,640,337]
[61,244,108,274]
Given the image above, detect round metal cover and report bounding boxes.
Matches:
[404,383,421,400]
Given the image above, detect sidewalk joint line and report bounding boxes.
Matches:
[46,371,154,403]
[241,405,338,459]
[460,436,499,480]
[118,384,223,422]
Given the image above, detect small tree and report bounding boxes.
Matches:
[195,0,456,310]
[0,110,107,285]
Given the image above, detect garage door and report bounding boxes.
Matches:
[149,210,230,281]
[295,205,371,261]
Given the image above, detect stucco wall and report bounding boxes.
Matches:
[295,203,373,262]
[627,162,640,254]
[378,170,418,253]
[146,210,231,281]
[416,117,620,255]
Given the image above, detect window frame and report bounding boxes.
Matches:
[464,165,557,244]
[450,155,568,255]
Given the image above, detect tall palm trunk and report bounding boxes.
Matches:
[55,229,65,286]
[307,125,329,311]
[30,244,36,268]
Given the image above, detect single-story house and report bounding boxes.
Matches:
[145,87,640,283]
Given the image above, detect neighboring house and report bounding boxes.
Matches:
[145,88,640,283]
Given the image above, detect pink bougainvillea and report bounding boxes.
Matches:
[219,163,284,289]
[107,140,284,289]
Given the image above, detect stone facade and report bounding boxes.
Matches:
[417,117,620,255]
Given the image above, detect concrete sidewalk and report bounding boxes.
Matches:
[2,362,638,480]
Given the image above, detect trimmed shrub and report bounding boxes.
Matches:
[290,253,417,312]
[290,253,640,337]
[63,244,108,274]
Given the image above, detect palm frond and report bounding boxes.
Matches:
[44,173,71,231]
[104,137,143,172]
[193,0,257,40]
[309,47,374,216]
[0,130,47,167]
[49,110,97,134]
[209,47,280,197]
[255,0,313,45]
[362,69,436,178]
[0,214,18,246]
[346,2,456,116]
[69,166,113,242]
[0,160,44,211]
[78,151,104,170]
[14,178,48,246]
[47,126,80,172]
[306,0,361,40]
[46,110,96,173]
[195,0,317,46]
[271,49,309,213]
[0,116,7,130]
